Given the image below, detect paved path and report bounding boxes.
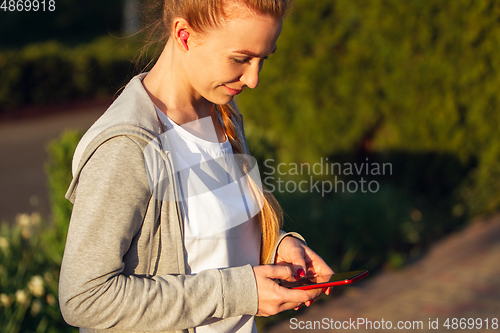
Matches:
[0,103,107,223]
[266,215,500,332]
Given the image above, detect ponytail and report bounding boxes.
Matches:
[216,104,283,264]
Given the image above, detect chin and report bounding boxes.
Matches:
[211,94,234,106]
[202,86,237,105]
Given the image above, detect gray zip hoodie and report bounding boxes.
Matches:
[59,73,303,333]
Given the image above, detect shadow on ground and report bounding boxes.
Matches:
[266,214,500,332]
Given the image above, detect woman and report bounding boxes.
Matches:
[59,0,333,332]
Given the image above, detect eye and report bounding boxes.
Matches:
[232,57,251,64]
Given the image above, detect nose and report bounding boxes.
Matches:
[240,61,261,89]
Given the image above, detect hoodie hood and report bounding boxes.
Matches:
[70,73,161,178]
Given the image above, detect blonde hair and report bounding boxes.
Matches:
[139,0,292,264]
[217,103,283,264]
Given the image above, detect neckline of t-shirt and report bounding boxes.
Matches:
[154,105,231,150]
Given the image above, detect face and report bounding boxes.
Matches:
[182,7,283,105]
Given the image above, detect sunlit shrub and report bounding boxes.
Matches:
[0,36,140,112]
[0,130,82,332]
[0,213,75,332]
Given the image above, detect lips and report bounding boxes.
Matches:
[224,85,243,95]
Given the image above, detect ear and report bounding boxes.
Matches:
[172,18,192,52]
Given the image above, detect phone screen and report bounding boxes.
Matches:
[280,270,368,290]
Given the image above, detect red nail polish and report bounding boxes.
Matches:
[297,268,305,277]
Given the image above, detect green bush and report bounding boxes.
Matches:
[0,214,77,333]
[237,0,500,218]
[274,181,450,271]
[44,130,84,263]
[0,130,82,332]
[0,36,140,113]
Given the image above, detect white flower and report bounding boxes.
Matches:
[0,237,8,251]
[30,212,41,226]
[0,293,11,307]
[16,213,31,228]
[15,290,28,304]
[16,213,33,239]
[28,275,45,297]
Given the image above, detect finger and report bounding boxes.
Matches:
[303,246,334,276]
[263,264,294,280]
[287,248,307,279]
[279,287,311,306]
[305,288,322,301]
[273,262,296,282]
[280,299,306,312]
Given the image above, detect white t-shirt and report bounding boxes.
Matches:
[155,107,261,333]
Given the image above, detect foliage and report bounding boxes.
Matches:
[0,36,140,113]
[237,0,500,217]
[1,0,500,330]
[0,131,82,332]
[44,130,84,263]
[241,1,500,328]
[0,213,77,333]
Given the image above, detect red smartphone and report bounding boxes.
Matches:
[280,270,368,290]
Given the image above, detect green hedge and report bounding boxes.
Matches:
[237,0,500,218]
[0,36,140,113]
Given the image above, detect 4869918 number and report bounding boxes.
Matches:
[1,0,55,11]
[443,318,498,330]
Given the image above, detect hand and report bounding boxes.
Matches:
[275,236,334,308]
[252,265,311,317]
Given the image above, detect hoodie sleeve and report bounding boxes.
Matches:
[270,231,307,264]
[58,135,258,331]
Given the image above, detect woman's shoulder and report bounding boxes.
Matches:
[66,134,153,203]
[72,74,162,175]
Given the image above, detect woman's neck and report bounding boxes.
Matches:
[142,41,227,143]
[142,41,212,125]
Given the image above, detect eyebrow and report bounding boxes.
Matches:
[233,45,277,58]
